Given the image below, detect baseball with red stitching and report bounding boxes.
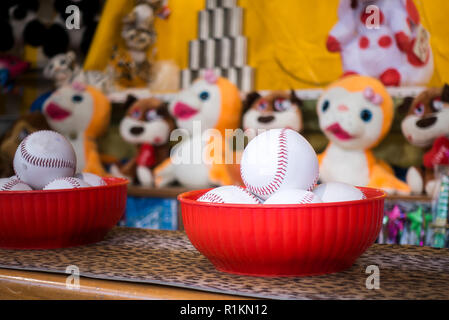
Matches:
[75,172,106,187]
[13,130,77,190]
[264,189,322,205]
[43,177,91,190]
[240,128,319,200]
[198,186,261,204]
[313,182,365,203]
[0,177,32,191]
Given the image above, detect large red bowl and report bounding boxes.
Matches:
[0,177,128,249]
[179,187,385,277]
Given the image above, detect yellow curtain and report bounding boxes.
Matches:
[85,0,449,90]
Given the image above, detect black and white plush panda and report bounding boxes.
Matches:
[0,0,101,58]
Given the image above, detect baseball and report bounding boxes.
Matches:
[13,130,77,190]
[264,189,322,205]
[43,177,91,190]
[240,128,319,200]
[313,182,365,203]
[198,186,261,204]
[75,172,106,187]
[0,177,32,191]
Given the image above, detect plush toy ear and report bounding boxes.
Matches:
[243,92,261,113]
[397,96,414,114]
[23,19,48,47]
[290,90,303,108]
[350,0,358,9]
[124,95,138,109]
[156,102,170,117]
[442,84,449,103]
[42,24,70,57]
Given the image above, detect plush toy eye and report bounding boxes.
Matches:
[72,95,83,103]
[274,99,291,112]
[131,109,142,119]
[432,98,444,112]
[414,103,425,116]
[257,101,268,111]
[146,110,160,121]
[322,100,330,112]
[199,91,210,101]
[360,109,373,122]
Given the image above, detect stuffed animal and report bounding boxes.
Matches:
[154,71,242,188]
[317,75,410,194]
[242,90,303,140]
[43,51,114,93]
[110,96,176,186]
[0,112,49,178]
[42,82,111,176]
[326,0,433,86]
[399,84,449,195]
[0,54,29,92]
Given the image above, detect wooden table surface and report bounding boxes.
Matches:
[0,268,250,300]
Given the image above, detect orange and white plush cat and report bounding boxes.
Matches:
[43,82,111,176]
[154,71,242,188]
[317,75,410,194]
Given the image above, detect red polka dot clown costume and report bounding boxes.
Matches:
[326,0,433,86]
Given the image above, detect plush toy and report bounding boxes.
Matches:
[0,54,29,92]
[43,51,114,93]
[317,75,410,194]
[399,84,449,195]
[42,82,111,175]
[154,71,242,188]
[0,112,49,178]
[242,90,303,140]
[110,96,176,186]
[326,0,433,86]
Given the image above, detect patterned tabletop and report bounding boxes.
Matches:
[0,227,448,300]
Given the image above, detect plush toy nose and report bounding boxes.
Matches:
[416,116,437,128]
[257,115,275,123]
[130,126,144,135]
[338,105,349,112]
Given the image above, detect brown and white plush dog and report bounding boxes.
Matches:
[399,84,449,195]
[110,96,176,186]
[242,90,303,140]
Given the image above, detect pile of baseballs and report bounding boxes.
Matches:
[198,128,365,205]
[0,130,106,192]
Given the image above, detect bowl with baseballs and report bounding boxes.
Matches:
[0,130,128,249]
[179,129,386,277]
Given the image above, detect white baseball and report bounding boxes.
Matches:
[198,186,261,204]
[75,172,106,187]
[313,182,365,203]
[264,189,322,205]
[43,177,91,190]
[0,177,32,191]
[240,128,319,200]
[13,130,77,190]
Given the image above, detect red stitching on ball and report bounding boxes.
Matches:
[236,186,261,204]
[241,129,289,197]
[20,132,75,170]
[198,192,225,203]
[62,177,81,188]
[1,179,20,191]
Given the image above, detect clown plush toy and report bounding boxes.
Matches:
[317,75,410,194]
[399,84,449,195]
[326,0,433,86]
[154,71,242,189]
[43,82,111,176]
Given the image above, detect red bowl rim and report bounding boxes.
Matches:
[0,177,129,195]
[178,186,386,209]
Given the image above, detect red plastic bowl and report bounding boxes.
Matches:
[179,187,385,277]
[0,177,128,249]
